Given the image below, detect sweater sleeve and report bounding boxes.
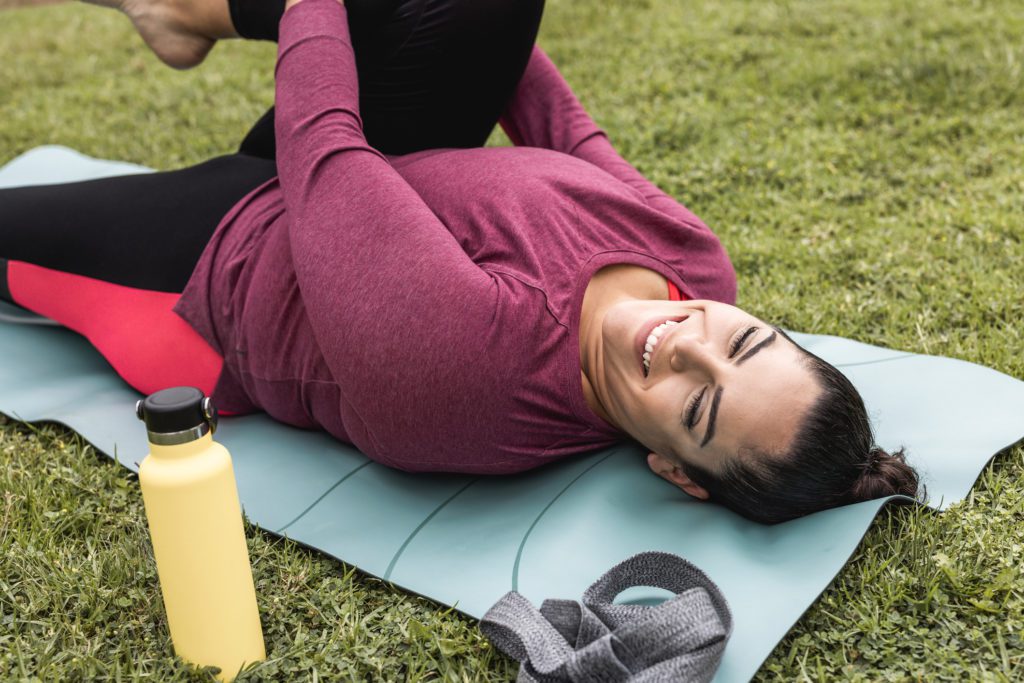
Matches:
[273,0,498,451]
[499,46,705,227]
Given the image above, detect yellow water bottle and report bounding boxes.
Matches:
[135,386,266,681]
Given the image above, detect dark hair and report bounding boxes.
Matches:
[677,334,923,524]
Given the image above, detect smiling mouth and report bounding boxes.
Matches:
[640,316,687,378]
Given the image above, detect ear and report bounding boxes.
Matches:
[646,452,710,501]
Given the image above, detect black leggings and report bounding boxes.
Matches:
[0,0,544,297]
[235,0,545,159]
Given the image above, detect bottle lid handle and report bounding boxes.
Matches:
[136,387,219,446]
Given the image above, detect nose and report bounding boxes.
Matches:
[666,329,718,376]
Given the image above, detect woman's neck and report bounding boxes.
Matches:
[579,265,670,430]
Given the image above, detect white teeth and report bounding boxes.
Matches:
[642,319,679,375]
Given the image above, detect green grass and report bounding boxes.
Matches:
[1,0,1022,679]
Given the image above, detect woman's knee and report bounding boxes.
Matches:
[356,0,546,152]
[237,0,546,156]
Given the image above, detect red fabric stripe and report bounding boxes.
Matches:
[667,279,685,301]
[7,260,225,400]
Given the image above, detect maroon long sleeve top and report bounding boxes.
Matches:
[173,0,736,473]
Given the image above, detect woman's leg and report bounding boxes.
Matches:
[235,0,546,158]
[81,0,544,154]
[0,154,276,397]
[3,262,226,398]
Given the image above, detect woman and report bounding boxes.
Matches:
[0,0,920,523]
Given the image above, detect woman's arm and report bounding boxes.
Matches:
[274,0,497,437]
[498,46,604,156]
[500,46,704,226]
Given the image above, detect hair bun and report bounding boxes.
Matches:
[851,446,920,500]
[864,446,887,471]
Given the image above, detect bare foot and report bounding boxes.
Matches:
[80,0,231,70]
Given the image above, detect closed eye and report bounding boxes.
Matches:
[729,327,757,358]
[685,386,706,429]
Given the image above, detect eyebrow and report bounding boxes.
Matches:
[736,331,778,366]
[699,330,778,448]
[700,386,723,448]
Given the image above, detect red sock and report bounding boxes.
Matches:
[7,260,225,400]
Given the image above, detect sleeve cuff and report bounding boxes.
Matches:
[278,0,351,56]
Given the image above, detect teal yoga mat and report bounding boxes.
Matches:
[3,146,1024,682]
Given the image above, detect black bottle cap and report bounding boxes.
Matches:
[136,386,215,434]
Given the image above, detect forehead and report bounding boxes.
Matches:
[704,341,819,464]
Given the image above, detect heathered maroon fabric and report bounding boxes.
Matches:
[172,0,736,473]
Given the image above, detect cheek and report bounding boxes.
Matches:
[636,387,681,446]
[602,315,640,373]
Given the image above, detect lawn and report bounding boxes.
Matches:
[2,0,1023,680]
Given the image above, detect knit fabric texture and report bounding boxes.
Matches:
[480,551,732,682]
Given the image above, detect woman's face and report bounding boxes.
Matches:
[596,299,820,496]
